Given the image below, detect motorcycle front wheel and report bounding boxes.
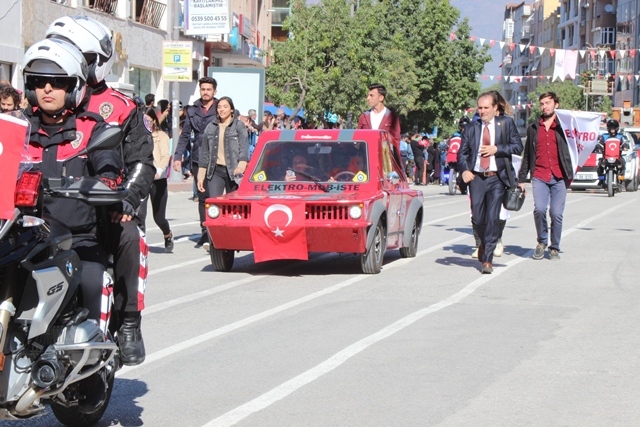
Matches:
[607,169,615,197]
[50,370,114,427]
[448,170,457,195]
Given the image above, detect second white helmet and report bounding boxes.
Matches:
[45,15,114,86]
[23,38,89,110]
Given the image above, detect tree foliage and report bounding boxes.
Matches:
[265,0,490,131]
[527,80,585,122]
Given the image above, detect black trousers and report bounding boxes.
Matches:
[468,174,506,263]
[192,163,209,233]
[138,178,171,236]
[107,218,147,313]
[414,156,424,183]
[72,235,109,325]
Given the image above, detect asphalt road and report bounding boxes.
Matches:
[5,182,640,426]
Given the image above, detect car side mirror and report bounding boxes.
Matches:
[387,171,400,185]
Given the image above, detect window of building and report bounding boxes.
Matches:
[130,67,155,98]
[504,19,514,39]
[0,62,12,82]
[598,27,616,46]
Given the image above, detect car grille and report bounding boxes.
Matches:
[306,204,350,220]
[216,203,352,221]
[220,204,251,220]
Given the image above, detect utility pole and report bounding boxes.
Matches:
[169,0,182,182]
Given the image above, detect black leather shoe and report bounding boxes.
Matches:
[118,314,146,366]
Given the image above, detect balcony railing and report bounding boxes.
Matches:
[139,0,166,29]
[90,0,118,15]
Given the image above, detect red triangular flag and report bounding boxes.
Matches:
[631,50,637,58]
[489,40,496,47]
[450,33,457,41]
[549,48,556,57]
[529,46,536,54]
[470,36,476,42]
[609,50,616,58]
[509,42,516,51]
[589,50,596,59]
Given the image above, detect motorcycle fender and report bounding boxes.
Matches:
[365,200,387,251]
[402,199,423,247]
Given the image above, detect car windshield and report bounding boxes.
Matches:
[250,140,370,183]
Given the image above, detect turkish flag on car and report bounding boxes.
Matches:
[0,115,30,220]
[250,200,308,263]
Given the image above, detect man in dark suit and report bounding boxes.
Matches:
[457,92,523,274]
[357,83,401,143]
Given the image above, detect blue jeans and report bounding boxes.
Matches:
[531,176,567,251]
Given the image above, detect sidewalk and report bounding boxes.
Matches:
[168,177,195,193]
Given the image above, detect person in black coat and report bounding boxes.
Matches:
[457,91,523,274]
[410,133,426,185]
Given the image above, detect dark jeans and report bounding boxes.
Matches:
[138,179,171,236]
[192,164,209,233]
[532,176,567,251]
[205,164,238,197]
[414,157,424,184]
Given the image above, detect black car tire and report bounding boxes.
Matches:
[361,220,386,274]
[399,216,419,258]
[211,247,234,271]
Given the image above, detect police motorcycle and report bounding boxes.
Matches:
[597,120,629,197]
[0,115,125,425]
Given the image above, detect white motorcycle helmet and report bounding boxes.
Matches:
[45,15,114,86]
[23,38,88,111]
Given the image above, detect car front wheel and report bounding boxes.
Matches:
[361,220,386,274]
[210,246,235,271]
[399,216,419,258]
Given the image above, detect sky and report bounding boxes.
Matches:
[450,0,515,85]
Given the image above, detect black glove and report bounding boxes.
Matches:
[121,200,136,217]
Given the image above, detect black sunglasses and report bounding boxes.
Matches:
[28,76,74,90]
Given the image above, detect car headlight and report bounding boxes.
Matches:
[349,205,363,219]
[207,204,220,218]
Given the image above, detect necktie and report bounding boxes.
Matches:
[481,123,491,170]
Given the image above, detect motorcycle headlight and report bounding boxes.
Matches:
[349,205,363,219]
[207,204,220,219]
[606,157,617,163]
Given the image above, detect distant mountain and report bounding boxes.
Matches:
[451,0,514,85]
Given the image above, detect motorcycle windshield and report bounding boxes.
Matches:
[0,112,31,220]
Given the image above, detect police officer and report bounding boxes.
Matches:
[22,38,122,412]
[46,16,155,366]
[598,119,629,179]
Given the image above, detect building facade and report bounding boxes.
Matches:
[4,0,272,104]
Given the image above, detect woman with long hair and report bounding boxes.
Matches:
[138,108,174,252]
[197,96,249,250]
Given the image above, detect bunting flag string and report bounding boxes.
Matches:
[450,31,639,60]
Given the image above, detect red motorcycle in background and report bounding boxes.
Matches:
[598,136,627,197]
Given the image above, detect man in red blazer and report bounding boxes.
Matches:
[357,83,401,143]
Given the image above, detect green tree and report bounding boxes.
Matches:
[265,0,490,131]
[385,0,491,132]
[527,80,584,122]
[266,0,418,122]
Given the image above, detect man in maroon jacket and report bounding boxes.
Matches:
[357,83,401,143]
